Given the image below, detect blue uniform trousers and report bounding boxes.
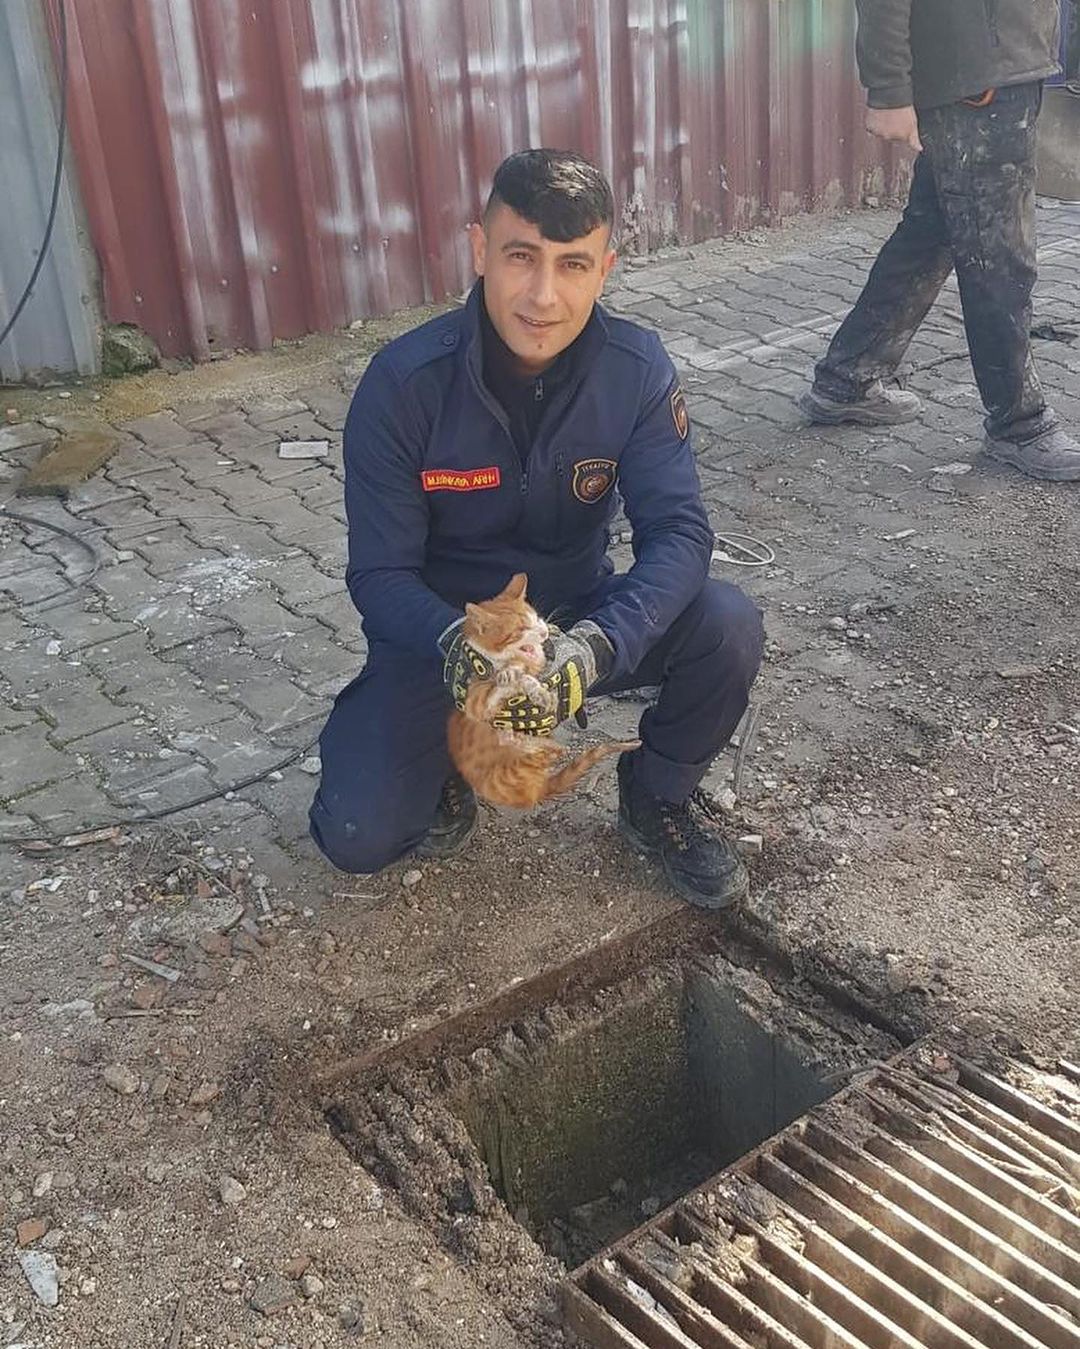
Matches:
[309,578,764,874]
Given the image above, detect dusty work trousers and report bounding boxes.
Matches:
[814,82,1055,443]
[309,577,764,875]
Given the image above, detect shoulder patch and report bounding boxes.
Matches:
[670,386,689,440]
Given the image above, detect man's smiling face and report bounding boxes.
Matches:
[469,204,616,376]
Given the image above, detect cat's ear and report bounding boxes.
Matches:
[464,602,486,631]
[504,572,528,601]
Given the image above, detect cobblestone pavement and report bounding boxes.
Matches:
[2,201,1079,881]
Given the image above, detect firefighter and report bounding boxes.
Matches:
[309,149,764,910]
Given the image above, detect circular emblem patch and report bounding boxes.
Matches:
[571,458,617,504]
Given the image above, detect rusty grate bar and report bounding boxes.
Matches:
[565,1044,1080,1348]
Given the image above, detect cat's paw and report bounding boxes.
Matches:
[519,675,557,711]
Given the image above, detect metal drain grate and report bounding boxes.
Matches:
[564,1044,1080,1348]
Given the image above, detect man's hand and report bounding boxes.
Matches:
[439,617,494,711]
[865,105,923,153]
[491,621,614,735]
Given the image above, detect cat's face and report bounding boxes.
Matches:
[463,573,549,674]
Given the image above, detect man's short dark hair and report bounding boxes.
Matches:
[485,149,614,243]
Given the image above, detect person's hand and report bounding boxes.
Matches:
[490,621,614,735]
[438,616,494,711]
[865,105,923,153]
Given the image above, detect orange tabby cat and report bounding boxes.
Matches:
[447,573,639,809]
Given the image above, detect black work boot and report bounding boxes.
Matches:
[616,753,748,910]
[415,772,478,859]
[798,379,922,426]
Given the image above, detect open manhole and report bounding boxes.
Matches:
[320,929,1080,1346]
[321,927,897,1332]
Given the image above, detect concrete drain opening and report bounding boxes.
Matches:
[566,1045,1080,1349]
[452,960,860,1267]
[322,935,899,1337]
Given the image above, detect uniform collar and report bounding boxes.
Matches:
[463,280,609,393]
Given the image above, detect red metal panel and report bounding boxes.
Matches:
[48,0,903,360]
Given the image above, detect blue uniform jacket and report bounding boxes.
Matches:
[343,283,714,682]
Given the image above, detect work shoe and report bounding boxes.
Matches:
[983,426,1080,481]
[616,753,748,910]
[798,379,922,426]
[415,772,478,859]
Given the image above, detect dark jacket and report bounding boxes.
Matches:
[856,0,1061,109]
[342,285,713,682]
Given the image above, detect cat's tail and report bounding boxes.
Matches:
[541,739,641,801]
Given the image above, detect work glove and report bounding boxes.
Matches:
[490,620,615,735]
[438,616,495,711]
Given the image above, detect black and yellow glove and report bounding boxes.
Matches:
[438,616,494,711]
[490,621,615,735]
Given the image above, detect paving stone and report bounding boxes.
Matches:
[257,411,343,450]
[172,513,292,561]
[230,673,327,734]
[0,421,61,454]
[0,726,74,800]
[15,775,120,833]
[290,592,362,646]
[207,469,293,512]
[133,525,227,578]
[122,412,212,452]
[262,555,343,606]
[250,497,334,546]
[0,702,37,733]
[38,600,137,653]
[0,567,74,607]
[275,620,361,679]
[169,630,283,689]
[111,759,219,813]
[91,558,231,647]
[64,475,142,514]
[103,442,176,482]
[109,667,238,734]
[241,395,309,425]
[208,591,315,647]
[166,439,253,480]
[38,674,130,745]
[302,383,352,431]
[169,716,297,788]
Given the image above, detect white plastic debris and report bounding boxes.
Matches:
[930,461,973,475]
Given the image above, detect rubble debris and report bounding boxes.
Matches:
[278,439,330,459]
[250,1275,298,1316]
[18,1249,59,1307]
[122,953,182,983]
[102,1063,139,1095]
[219,1175,246,1206]
[16,1216,48,1246]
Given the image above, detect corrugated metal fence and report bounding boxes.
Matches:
[33,0,904,365]
[0,0,98,382]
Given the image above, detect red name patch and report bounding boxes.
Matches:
[421,466,502,493]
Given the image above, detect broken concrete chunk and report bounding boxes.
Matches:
[278,439,329,459]
[18,1249,59,1307]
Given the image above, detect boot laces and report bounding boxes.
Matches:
[441,775,466,818]
[658,798,709,853]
